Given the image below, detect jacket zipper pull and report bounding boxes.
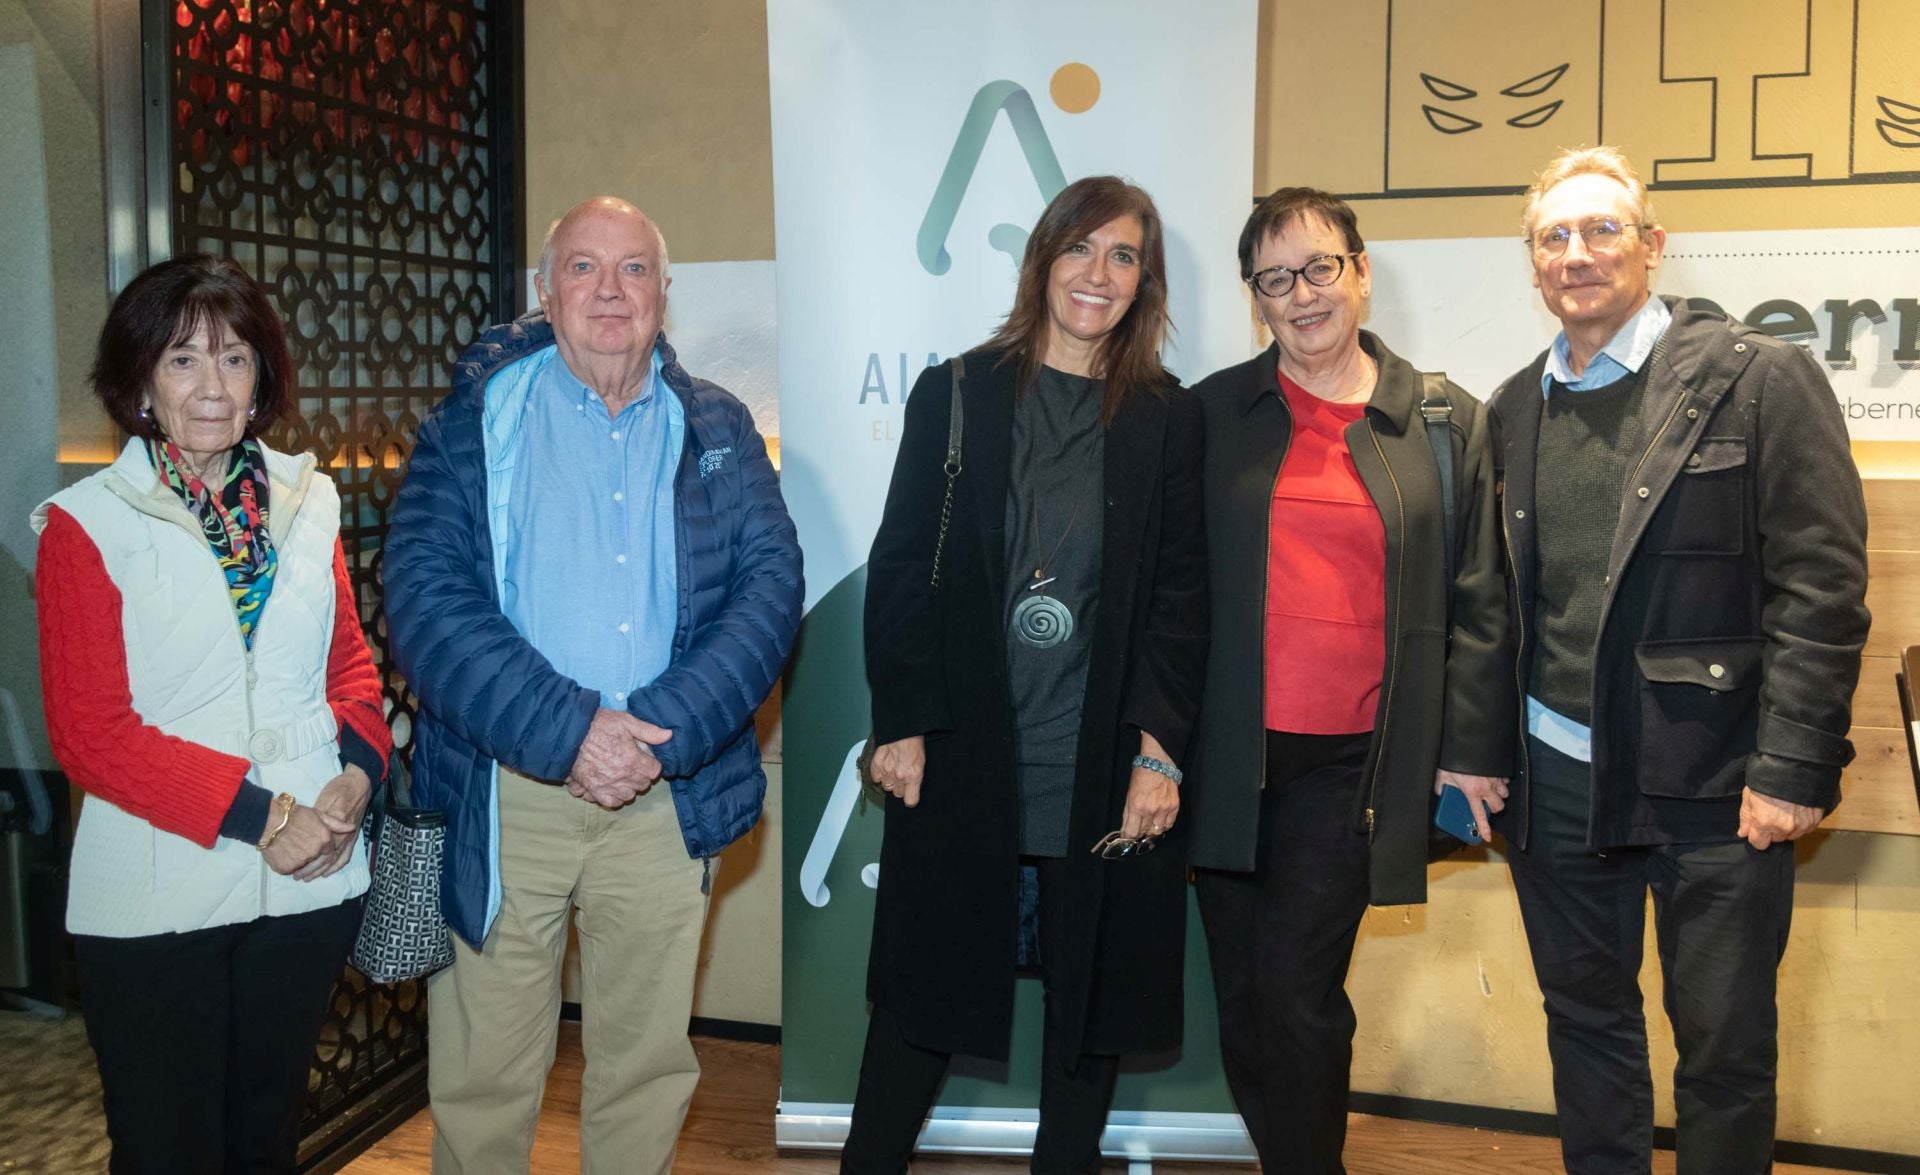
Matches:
[700,856,712,896]
[1365,807,1376,833]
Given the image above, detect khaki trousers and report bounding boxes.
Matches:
[427,767,712,1175]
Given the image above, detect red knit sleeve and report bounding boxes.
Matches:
[35,506,252,848]
[326,538,392,773]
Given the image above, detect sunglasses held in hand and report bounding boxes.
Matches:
[1091,829,1159,859]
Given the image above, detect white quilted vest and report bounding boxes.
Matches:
[34,439,370,937]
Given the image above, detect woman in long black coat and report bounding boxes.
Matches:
[842,176,1207,1174]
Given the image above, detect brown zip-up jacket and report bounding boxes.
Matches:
[1489,296,1871,852]
[1187,333,1515,906]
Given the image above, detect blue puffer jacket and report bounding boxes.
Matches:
[385,314,802,947]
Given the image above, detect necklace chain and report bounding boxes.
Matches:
[1028,490,1085,582]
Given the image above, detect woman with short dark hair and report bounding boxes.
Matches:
[1186,188,1514,1170]
[33,254,390,1173]
[842,175,1207,1173]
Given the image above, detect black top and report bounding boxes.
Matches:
[1529,362,1651,725]
[1003,366,1105,856]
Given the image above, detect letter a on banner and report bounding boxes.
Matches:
[917,80,1069,274]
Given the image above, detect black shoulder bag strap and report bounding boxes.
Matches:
[929,354,965,588]
[862,355,967,796]
[1420,371,1457,591]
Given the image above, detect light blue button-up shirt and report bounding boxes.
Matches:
[1538,293,1671,397]
[1527,295,1672,763]
[504,349,685,710]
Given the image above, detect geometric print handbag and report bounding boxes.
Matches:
[349,755,455,984]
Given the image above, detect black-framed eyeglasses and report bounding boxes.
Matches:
[1529,216,1651,259]
[1091,830,1159,860]
[1246,252,1359,298]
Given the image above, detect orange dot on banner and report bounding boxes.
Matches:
[1050,63,1100,114]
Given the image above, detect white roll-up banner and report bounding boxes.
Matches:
[770,0,1260,1158]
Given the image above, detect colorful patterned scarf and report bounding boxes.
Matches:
[147,436,279,649]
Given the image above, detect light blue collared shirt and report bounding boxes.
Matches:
[1526,295,1673,763]
[1538,293,1671,398]
[503,349,685,710]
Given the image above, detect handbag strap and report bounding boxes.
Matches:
[1420,371,1457,588]
[380,749,417,815]
[930,355,965,588]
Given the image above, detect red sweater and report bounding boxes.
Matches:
[1263,375,1386,735]
[36,505,392,848]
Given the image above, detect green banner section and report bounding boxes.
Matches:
[780,566,1239,1111]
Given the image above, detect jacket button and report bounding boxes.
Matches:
[1637,487,1650,498]
[1734,342,1748,354]
[1602,574,1610,586]
[1709,663,1726,679]
[1686,408,1699,420]
[1514,509,1525,519]
[1688,453,1702,466]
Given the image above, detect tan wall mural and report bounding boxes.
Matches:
[1260,0,1920,239]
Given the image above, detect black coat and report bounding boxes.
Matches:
[863,350,1208,1061]
[1186,334,1514,906]
[1489,297,1871,850]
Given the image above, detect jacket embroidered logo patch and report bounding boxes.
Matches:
[699,447,733,478]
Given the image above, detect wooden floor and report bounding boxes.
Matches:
[343,1023,1857,1173]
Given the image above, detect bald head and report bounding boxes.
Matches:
[537,197,671,291]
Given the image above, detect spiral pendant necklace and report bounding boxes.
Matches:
[1011,493,1082,649]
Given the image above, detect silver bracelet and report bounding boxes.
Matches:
[1131,754,1183,786]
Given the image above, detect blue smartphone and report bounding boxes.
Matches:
[1434,784,1483,845]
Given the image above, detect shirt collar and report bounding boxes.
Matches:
[546,346,663,417]
[1540,294,1672,396]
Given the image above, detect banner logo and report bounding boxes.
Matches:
[915,65,1101,274]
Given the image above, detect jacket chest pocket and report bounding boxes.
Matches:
[1642,437,1747,556]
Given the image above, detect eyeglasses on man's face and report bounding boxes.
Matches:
[1245,252,1359,299]
[1529,216,1651,260]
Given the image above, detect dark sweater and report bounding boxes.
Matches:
[1528,364,1650,724]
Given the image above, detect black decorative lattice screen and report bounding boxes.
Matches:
[164,0,517,1161]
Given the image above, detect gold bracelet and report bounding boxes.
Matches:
[256,792,297,851]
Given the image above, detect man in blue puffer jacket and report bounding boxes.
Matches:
[385,196,801,1174]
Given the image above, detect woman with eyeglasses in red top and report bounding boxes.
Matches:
[1184,187,1514,1172]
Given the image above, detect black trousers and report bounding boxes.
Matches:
[74,899,363,1175]
[1193,730,1373,1175]
[1507,737,1795,1175]
[841,857,1120,1174]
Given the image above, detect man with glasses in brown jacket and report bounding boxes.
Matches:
[1488,145,1870,1173]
